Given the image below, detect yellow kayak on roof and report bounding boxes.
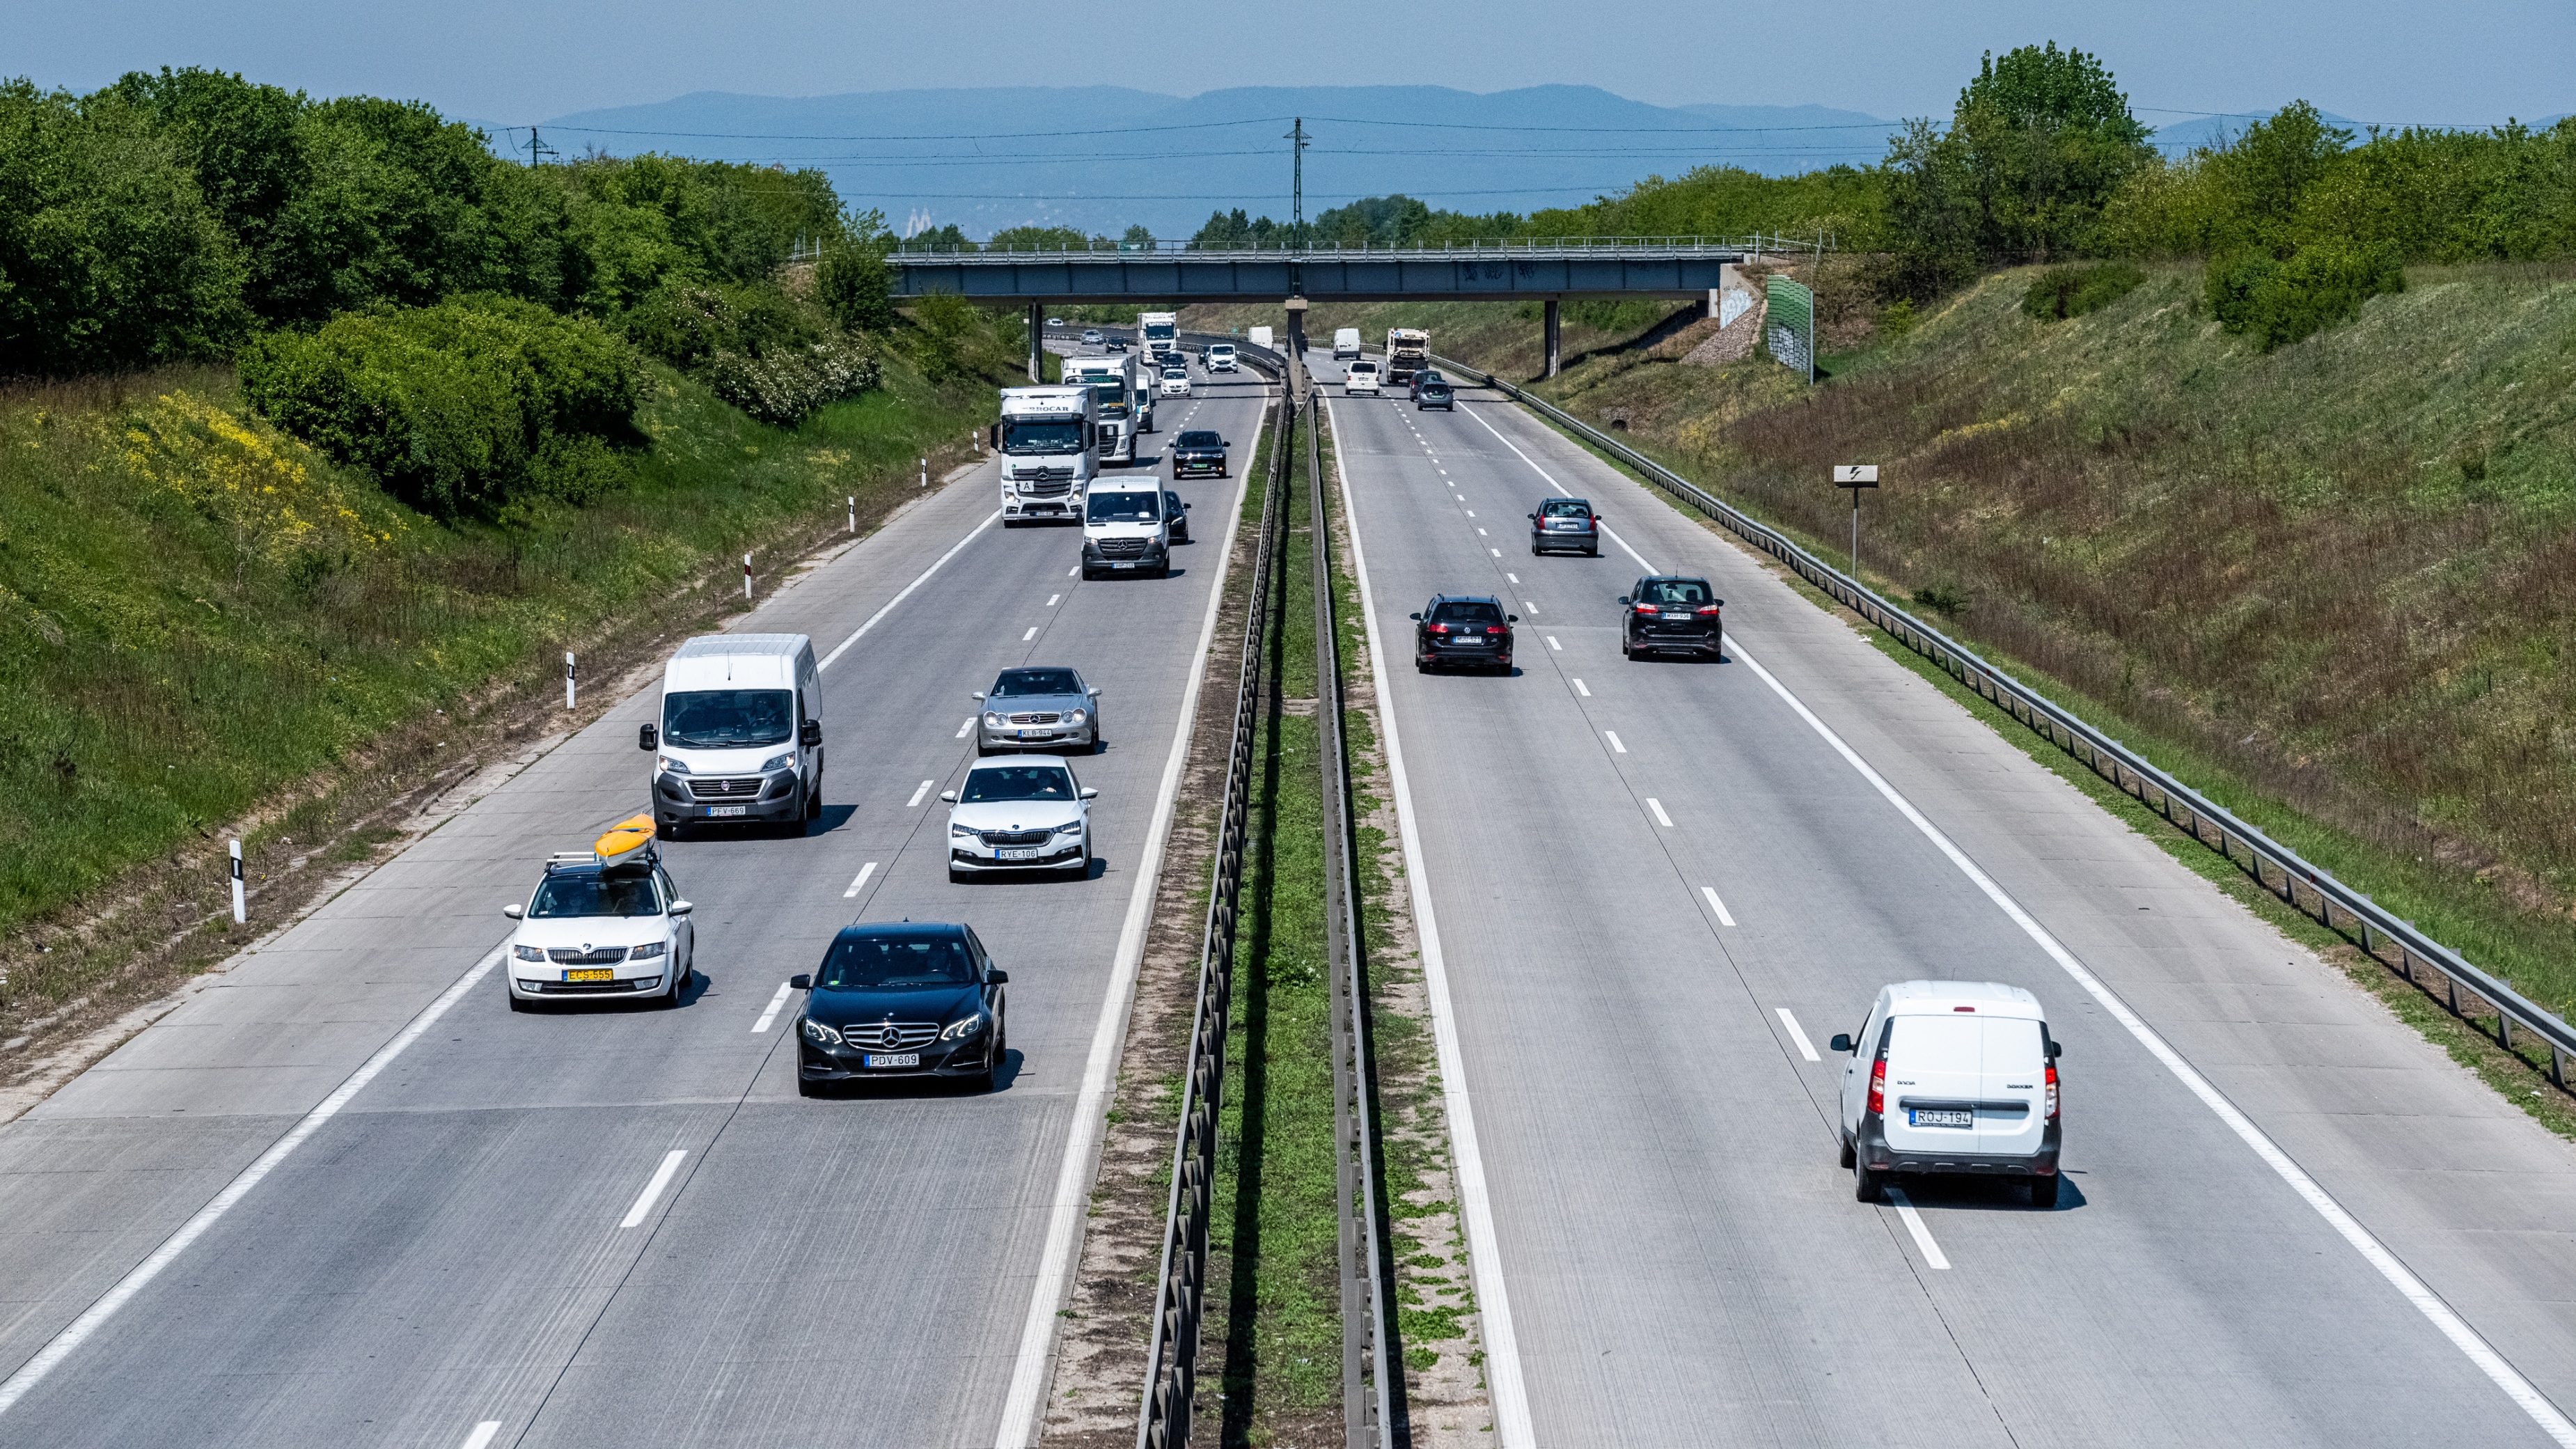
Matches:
[592,814,657,868]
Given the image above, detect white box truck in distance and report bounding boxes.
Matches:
[641,634,823,836]
[1385,328,1429,382]
[1138,311,1178,367]
[1333,327,1362,360]
[997,385,1099,525]
[1060,354,1138,464]
[1248,326,1274,351]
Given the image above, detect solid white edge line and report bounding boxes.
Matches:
[751,982,792,1033]
[1461,396,1564,489]
[820,508,1002,671]
[618,1148,689,1230]
[907,779,934,808]
[1729,638,2576,1444]
[460,1423,503,1449]
[1701,884,1738,928]
[1884,1187,1951,1270]
[1599,522,1657,574]
[1324,392,1537,1448]
[991,384,1269,1448]
[1646,797,1672,828]
[1775,1006,1819,1061]
[1604,730,1626,754]
[0,946,508,1418]
[841,861,879,900]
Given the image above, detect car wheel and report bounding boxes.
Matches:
[1854,1157,1887,1204]
[659,971,683,1009]
[948,863,968,883]
[981,1019,1007,1092]
[2029,1173,2061,1209]
[804,783,822,822]
[1585,546,1599,557]
[1839,1134,1856,1169]
[508,990,533,1013]
[797,1076,824,1099]
[975,737,993,757]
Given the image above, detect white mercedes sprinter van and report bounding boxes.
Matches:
[1832,980,2064,1206]
[1080,485,1170,579]
[640,634,823,836]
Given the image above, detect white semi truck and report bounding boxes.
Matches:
[1059,354,1140,465]
[1385,327,1430,384]
[1138,311,1179,369]
[997,385,1099,525]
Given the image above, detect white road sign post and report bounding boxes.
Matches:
[228,839,246,924]
[743,552,753,601]
[1833,466,1880,577]
[565,651,577,711]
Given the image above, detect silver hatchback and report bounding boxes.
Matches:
[974,666,1104,755]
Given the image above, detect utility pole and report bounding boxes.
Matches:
[1286,118,1309,250]
[524,127,556,168]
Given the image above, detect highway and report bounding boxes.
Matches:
[0,357,1269,1448]
[1316,352,2576,1448]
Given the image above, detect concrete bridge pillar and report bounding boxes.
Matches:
[1027,301,1043,382]
[1544,299,1562,378]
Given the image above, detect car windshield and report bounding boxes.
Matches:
[1177,431,1221,448]
[1003,418,1083,455]
[1640,579,1713,606]
[662,689,793,748]
[962,765,1076,803]
[1163,368,1187,379]
[1541,499,1592,518]
[1087,491,1161,523]
[1431,600,1504,625]
[530,871,660,918]
[991,668,1082,698]
[818,933,977,989]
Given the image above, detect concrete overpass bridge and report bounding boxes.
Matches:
[888,235,1814,377]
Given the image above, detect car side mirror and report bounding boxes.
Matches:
[1408,611,1422,621]
[1181,501,1191,510]
[638,723,658,751]
[1089,687,1103,696]
[669,900,693,916]
[503,903,524,920]
[790,973,812,991]
[1506,614,1519,624]
[971,691,986,701]
[1615,596,1631,606]
[1079,787,1099,800]
[1527,512,1537,520]
[1828,1033,1854,1054]
[2048,1040,2064,1058]
[939,790,958,802]
[799,719,822,747]
[987,968,1010,985]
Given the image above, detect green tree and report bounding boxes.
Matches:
[816,210,897,332]
[910,291,982,382]
[985,224,1091,251]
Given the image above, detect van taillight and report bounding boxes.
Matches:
[1867,1056,1886,1117]
[2045,1062,2059,1122]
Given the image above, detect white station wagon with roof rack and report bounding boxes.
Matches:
[503,817,695,1010]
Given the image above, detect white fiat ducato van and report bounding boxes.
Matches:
[640,634,824,837]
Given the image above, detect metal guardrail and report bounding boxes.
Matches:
[898,233,1828,260]
[1310,389,1397,1448]
[1138,370,1291,1449]
[1440,354,2576,1088]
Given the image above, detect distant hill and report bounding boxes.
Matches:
[528,84,1901,240]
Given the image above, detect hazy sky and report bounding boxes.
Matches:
[15,0,2570,128]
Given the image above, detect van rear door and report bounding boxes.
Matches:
[1974,1018,2048,1155]
[1882,1015,1984,1152]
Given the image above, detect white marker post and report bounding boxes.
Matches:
[919,456,929,489]
[847,494,856,535]
[564,651,577,710]
[1832,465,1880,577]
[228,840,245,924]
[743,552,753,601]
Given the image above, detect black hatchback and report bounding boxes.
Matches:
[1619,576,1723,660]
[792,921,1009,1094]
[1528,496,1599,556]
[1415,377,1454,411]
[1411,595,1516,673]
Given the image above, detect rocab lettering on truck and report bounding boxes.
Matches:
[1060,354,1140,465]
[996,384,1099,524]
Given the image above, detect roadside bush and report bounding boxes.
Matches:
[2206,242,2405,350]
[237,295,638,519]
[622,279,816,370]
[702,336,881,426]
[815,237,897,332]
[2020,262,2146,320]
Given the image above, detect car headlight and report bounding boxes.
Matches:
[952,824,980,839]
[801,1018,842,1046]
[761,752,794,773]
[629,941,666,960]
[938,1013,989,1041]
[513,944,546,962]
[1066,709,1087,726]
[984,712,1006,728]
[658,755,690,775]
[1051,822,1083,838]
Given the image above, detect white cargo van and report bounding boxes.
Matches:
[1332,327,1362,361]
[998,384,1099,524]
[1833,980,2064,1206]
[1079,484,1170,580]
[1248,326,1275,352]
[641,634,823,836]
[1204,343,1238,373]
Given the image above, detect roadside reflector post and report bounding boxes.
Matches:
[920,456,928,489]
[228,839,246,924]
[743,552,753,601]
[565,651,577,710]
[1832,465,1880,578]
[847,494,856,534]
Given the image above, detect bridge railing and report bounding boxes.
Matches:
[891,233,1828,260]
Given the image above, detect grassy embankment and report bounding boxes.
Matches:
[1478,262,2576,1083]
[0,343,1014,1036]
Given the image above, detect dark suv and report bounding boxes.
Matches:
[1619,576,1723,660]
[1408,369,1445,402]
[1170,429,1228,478]
[1411,595,1516,673]
[1415,376,1454,411]
[1528,496,1599,556]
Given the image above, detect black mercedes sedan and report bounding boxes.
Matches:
[1619,575,1724,660]
[1410,595,1516,673]
[792,921,1008,1094]
[1170,429,1229,478]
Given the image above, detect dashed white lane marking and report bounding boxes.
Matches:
[1477,527,1488,536]
[619,1150,689,1230]
[1464,510,1475,517]
[1523,601,1538,616]
[956,718,973,738]
[1489,548,1500,557]
[820,510,1002,671]
[1885,1188,1951,1269]
[1022,626,1039,641]
[1546,636,1562,651]
[1604,730,1627,753]
[841,861,879,900]
[1646,797,1674,828]
[907,779,934,808]
[1507,572,1520,583]
[1068,565,1080,577]
[1775,1006,1819,1060]
[1701,885,1738,927]
[459,1424,503,1449]
[1046,593,1061,606]
[1571,678,1591,697]
[752,982,793,1033]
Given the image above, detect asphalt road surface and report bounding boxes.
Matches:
[0,359,1270,1449]
[1319,352,2576,1449]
